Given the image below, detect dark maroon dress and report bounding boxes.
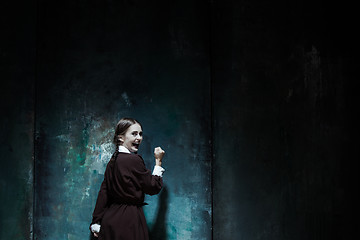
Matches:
[91,152,163,240]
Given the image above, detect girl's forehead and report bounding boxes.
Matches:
[127,123,142,132]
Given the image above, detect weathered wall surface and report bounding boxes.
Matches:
[33,1,211,239]
[212,0,356,239]
[1,0,355,240]
[0,1,36,239]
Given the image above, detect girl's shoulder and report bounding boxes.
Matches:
[116,153,144,167]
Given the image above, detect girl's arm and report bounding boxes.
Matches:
[127,148,165,196]
[90,171,109,236]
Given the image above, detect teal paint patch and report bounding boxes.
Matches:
[0,80,34,239]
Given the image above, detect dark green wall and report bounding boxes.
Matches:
[0,1,36,239]
[212,0,356,239]
[33,0,211,239]
[1,0,356,239]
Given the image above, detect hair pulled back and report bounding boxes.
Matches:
[109,117,142,166]
[113,118,142,145]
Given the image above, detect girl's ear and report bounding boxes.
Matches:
[118,135,124,144]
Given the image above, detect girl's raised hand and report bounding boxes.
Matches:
[154,147,165,166]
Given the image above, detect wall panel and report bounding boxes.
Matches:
[34,1,211,239]
[211,0,354,239]
[0,1,36,239]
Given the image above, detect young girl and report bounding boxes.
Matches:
[90,118,165,240]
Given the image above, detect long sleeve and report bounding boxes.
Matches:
[91,174,109,225]
[131,155,163,196]
[114,154,163,198]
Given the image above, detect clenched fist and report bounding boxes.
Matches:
[154,147,165,166]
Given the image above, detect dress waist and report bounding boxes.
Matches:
[110,196,147,207]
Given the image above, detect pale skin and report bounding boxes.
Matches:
[93,123,165,237]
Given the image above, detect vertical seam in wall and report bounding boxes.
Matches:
[208,0,215,239]
[32,0,39,239]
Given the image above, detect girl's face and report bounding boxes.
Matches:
[120,123,143,152]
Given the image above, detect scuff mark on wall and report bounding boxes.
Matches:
[121,92,132,107]
[304,46,323,106]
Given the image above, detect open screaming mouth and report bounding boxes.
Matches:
[132,143,140,148]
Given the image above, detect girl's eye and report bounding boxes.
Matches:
[131,132,142,137]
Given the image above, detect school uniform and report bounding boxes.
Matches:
[90,146,164,240]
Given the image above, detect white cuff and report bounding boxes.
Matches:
[91,223,101,233]
[152,165,165,177]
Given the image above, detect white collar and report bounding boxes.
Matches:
[118,145,131,154]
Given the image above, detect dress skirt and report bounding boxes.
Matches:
[99,203,149,240]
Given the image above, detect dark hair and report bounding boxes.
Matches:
[109,117,142,166]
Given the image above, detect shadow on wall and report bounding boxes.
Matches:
[88,186,169,240]
[149,186,169,240]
